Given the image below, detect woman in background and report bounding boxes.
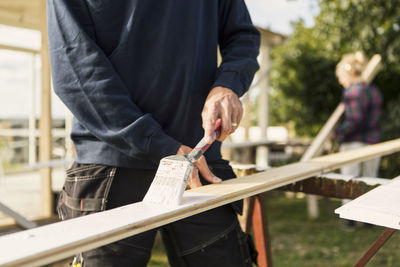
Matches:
[335,51,383,229]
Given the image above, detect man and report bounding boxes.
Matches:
[48,0,260,266]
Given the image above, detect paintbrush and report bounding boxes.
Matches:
[143,120,222,206]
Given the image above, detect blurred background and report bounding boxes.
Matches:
[0,1,399,266]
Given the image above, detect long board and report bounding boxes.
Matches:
[0,138,400,267]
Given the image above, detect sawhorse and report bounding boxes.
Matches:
[235,166,391,267]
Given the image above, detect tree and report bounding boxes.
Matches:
[270,0,400,140]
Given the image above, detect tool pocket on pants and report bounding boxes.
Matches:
[57,162,116,220]
[207,159,243,215]
[169,221,254,267]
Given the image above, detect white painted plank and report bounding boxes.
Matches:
[0,138,400,266]
[335,177,400,230]
[0,192,218,267]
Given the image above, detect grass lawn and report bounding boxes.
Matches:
[148,191,400,266]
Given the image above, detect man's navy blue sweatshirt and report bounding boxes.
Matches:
[47,0,260,169]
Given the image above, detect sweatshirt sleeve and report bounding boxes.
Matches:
[47,0,181,162]
[337,85,368,142]
[213,0,261,97]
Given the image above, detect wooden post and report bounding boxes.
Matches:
[354,228,397,267]
[28,54,37,166]
[252,194,273,267]
[65,109,74,160]
[39,0,53,218]
[241,93,252,163]
[256,43,270,168]
[302,103,345,218]
[243,94,251,141]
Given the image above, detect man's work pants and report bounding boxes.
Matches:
[57,159,255,267]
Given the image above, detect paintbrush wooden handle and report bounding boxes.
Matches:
[187,119,222,162]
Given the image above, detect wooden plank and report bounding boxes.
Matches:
[0,0,40,29]
[1,139,400,266]
[0,128,66,138]
[0,0,40,11]
[0,43,39,54]
[256,44,271,167]
[300,104,345,162]
[0,9,40,30]
[335,177,400,230]
[0,203,37,229]
[252,194,273,267]
[222,139,275,148]
[38,0,53,218]
[362,54,382,84]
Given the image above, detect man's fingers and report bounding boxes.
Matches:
[202,86,243,142]
[219,101,232,141]
[196,156,222,184]
[231,100,243,132]
[231,105,239,131]
[187,167,202,189]
[203,102,219,144]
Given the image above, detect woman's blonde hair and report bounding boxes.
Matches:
[336,51,368,78]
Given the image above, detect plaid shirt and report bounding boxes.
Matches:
[337,82,382,144]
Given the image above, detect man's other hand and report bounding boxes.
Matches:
[202,86,243,144]
[176,145,221,188]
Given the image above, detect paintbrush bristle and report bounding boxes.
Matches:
[143,156,193,205]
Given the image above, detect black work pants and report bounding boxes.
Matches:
[57,159,255,266]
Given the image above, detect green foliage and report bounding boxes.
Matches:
[148,192,400,266]
[270,22,342,136]
[270,0,400,142]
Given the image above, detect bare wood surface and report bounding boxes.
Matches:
[252,194,273,267]
[0,0,40,30]
[362,54,382,84]
[300,104,345,162]
[0,44,40,54]
[1,139,400,266]
[222,139,275,148]
[0,8,40,30]
[39,0,53,218]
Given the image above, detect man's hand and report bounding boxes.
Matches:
[202,86,243,144]
[177,145,222,189]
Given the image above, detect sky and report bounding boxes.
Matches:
[245,0,319,34]
[0,0,319,119]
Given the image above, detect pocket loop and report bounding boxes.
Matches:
[60,190,105,212]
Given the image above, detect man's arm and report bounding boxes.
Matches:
[203,0,260,142]
[47,0,181,162]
